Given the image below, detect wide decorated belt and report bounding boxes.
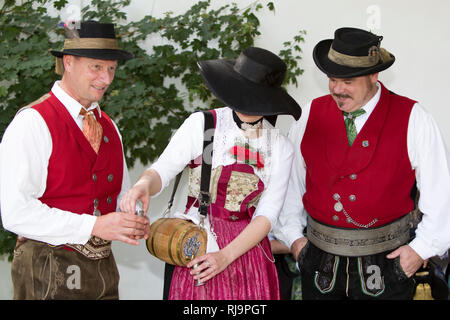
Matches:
[65,236,112,260]
[16,236,112,260]
[306,213,411,257]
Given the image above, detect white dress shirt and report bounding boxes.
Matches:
[273,82,450,260]
[0,81,130,245]
[150,107,294,229]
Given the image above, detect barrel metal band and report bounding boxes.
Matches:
[306,213,411,257]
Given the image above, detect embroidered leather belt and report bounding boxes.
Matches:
[306,213,412,257]
[65,236,112,260]
[17,236,111,260]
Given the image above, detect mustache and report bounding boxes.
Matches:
[333,93,352,99]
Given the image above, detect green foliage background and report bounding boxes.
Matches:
[0,0,305,261]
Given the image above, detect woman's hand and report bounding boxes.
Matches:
[186,216,272,284]
[119,181,150,215]
[187,251,231,284]
[119,168,162,215]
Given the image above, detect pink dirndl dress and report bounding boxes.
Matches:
[168,161,280,300]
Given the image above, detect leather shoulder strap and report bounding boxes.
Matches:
[167,110,216,216]
[198,110,215,217]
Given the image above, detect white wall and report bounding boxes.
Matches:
[1,0,449,299]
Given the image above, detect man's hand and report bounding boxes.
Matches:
[270,239,291,255]
[386,245,425,277]
[92,211,150,246]
[291,236,308,261]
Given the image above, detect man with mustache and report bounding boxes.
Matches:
[274,27,450,299]
[0,21,150,299]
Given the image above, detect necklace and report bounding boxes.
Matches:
[232,110,263,129]
[232,110,263,139]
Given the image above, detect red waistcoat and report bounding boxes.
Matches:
[32,93,123,216]
[301,82,416,228]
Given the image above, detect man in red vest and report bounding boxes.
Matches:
[0,21,149,299]
[274,27,450,299]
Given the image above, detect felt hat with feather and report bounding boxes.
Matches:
[51,20,133,75]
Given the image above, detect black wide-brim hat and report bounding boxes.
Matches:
[198,47,301,120]
[50,21,133,61]
[313,27,395,78]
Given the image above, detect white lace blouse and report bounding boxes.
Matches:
[150,107,294,228]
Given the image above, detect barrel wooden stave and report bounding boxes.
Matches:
[146,218,207,266]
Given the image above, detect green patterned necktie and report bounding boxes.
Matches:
[343,109,366,146]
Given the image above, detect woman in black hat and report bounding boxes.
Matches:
[120,47,301,299]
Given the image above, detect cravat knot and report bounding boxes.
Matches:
[343,109,366,119]
[80,108,103,153]
[343,108,366,146]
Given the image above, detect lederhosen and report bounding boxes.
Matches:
[298,83,416,299]
[11,93,123,300]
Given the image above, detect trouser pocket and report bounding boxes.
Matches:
[357,255,386,297]
[11,240,119,300]
[313,250,340,294]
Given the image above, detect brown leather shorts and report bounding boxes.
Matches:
[11,239,120,300]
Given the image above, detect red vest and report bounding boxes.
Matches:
[32,93,123,216]
[301,82,416,228]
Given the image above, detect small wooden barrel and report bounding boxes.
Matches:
[146,218,207,266]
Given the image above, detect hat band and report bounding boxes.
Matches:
[234,54,285,87]
[63,38,119,50]
[328,46,381,68]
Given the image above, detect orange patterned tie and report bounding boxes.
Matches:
[80,108,103,153]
